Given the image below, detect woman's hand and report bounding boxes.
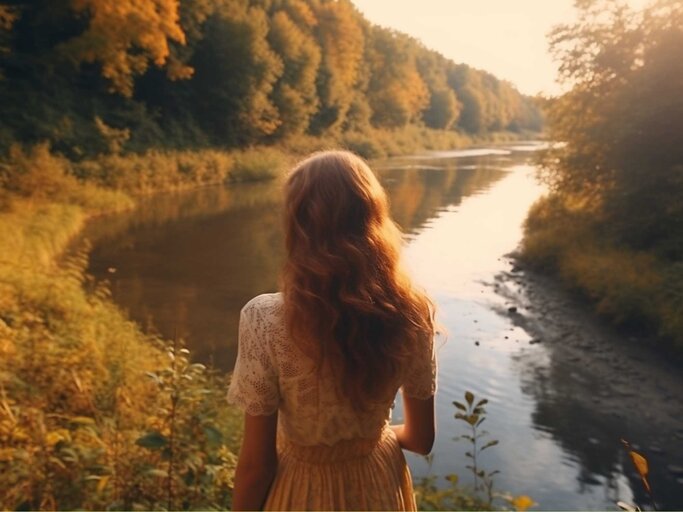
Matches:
[232,411,279,511]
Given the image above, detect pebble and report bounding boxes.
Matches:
[508,306,518,313]
[529,338,542,345]
[588,437,600,445]
[475,341,480,346]
[648,445,663,454]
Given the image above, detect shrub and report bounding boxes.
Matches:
[230,147,289,182]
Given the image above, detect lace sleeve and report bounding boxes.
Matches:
[401,334,437,399]
[227,304,280,415]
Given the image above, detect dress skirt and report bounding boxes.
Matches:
[264,425,417,511]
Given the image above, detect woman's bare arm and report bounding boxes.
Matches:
[391,393,435,455]
[232,411,279,511]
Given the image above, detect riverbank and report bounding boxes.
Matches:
[520,195,683,351]
[493,254,683,509]
[0,159,244,509]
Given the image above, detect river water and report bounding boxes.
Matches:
[82,142,682,510]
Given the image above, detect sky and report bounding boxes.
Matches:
[351,0,651,96]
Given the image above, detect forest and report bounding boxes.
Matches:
[0,0,541,163]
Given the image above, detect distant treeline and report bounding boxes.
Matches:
[0,0,542,159]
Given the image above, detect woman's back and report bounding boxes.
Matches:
[228,292,436,447]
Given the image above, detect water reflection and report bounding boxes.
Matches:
[84,152,512,371]
[510,307,683,509]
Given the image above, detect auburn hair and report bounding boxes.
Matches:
[281,150,434,409]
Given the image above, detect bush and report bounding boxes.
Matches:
[230,147,289,182]
[0,207,242,510]
[522,194,683,347]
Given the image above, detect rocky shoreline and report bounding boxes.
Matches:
[492,254,683,509]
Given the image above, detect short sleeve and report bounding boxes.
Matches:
[227,305,280,415]
[401,334,437,399]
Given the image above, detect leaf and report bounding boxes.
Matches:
[465,451,473,459]
[135,431,168,450]
[476,417,486,427]
[465,391,474,405]
[145,468,168,478]
[628,450,648,479]
[70,416,96,426]
[467,414,479,426]
[453,401,466,411]
[97,475,110,493]
[45,429,70,447]
[145,372,161,384]
[475,398,489,407]
[49,456,67,470]
[203,425,222,445]
[445,474,458,484]
[481,440,499,451]
[511,495,536,511]
[628,449,651,494]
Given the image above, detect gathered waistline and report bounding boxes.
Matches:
[279,425,395,464]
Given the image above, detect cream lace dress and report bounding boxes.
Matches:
[227,293,437,510]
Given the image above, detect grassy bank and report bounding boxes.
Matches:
[0,156,242,509]
[521,194,683,349]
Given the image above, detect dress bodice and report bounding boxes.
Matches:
[227,293,436,446]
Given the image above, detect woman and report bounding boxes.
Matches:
[227,150,437,510]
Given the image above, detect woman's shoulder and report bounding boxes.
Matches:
[242,292,283,312]
[241,293,284,327]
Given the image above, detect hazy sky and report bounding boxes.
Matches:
[351,0,650,96]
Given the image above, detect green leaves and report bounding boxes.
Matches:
[135,432,168,450]
[465,391,474,405]
[453,390,506,508]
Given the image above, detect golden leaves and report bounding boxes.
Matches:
[511,495,536,511]
[64,0,189,96]
[621,438,654,506]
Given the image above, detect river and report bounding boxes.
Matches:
[81,142,683,510]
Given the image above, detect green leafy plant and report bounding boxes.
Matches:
[453,391,500,506]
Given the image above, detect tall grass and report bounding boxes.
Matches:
[0,148,242,510]
[521,195,683,347]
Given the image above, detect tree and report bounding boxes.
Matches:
[416,48,461,130]
[60,0,191,96]
[544,0,683,256]
[268,8,321,137]
[309,0,364,133]
[189,4,283,146]
[366,28,429,128]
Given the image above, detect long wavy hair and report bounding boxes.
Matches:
[282,150,434,409]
